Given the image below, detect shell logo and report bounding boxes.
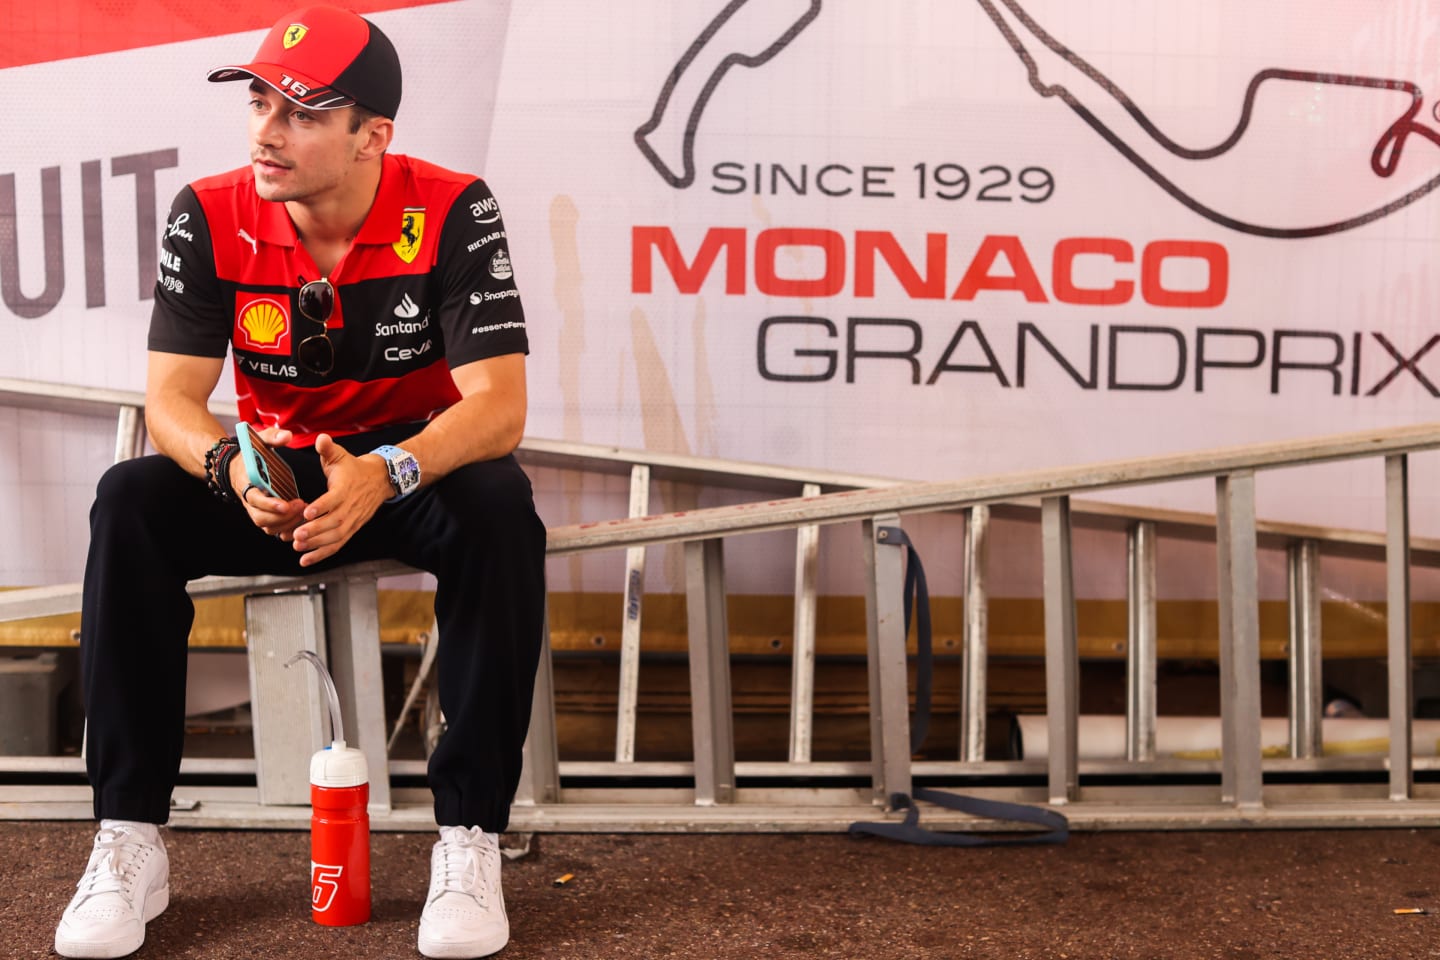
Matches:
[236,297,291,352]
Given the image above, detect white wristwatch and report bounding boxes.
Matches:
[371,444,421,502]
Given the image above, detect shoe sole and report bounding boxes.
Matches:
[418,924,509,959]
[54,884,170,959]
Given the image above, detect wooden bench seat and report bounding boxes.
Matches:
[0,585,436,648]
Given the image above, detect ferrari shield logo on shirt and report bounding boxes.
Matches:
[283,24,308,48]
[393,209,425,264]
[235,294,292,354]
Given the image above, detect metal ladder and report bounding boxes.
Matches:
[4,376,1440,830]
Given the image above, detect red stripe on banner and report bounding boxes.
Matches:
[0,0,454,70]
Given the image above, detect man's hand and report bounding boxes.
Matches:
[291,433,393,567]
[229,426,306,538]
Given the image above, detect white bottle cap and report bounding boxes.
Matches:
[309,741,369,788]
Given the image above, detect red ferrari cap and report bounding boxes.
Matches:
[208,5,402,119]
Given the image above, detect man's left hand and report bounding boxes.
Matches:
[292,433,393,567]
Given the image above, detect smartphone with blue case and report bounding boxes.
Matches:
[235,422,299,502]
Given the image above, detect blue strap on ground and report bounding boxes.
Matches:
[850,788,1069,847]
[893,526,932,754]
[849,526,1069,847]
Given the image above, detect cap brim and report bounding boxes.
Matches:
[207,62,356,110]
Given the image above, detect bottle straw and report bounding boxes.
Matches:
[285,651,346,746]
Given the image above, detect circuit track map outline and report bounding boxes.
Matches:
[634,0,1440,239]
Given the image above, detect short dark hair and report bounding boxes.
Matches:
[348,103,384,134]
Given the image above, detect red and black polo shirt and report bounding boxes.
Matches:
[149,153,528,446]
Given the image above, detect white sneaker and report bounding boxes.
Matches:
[418,826,509,958]
[54,820,170,959]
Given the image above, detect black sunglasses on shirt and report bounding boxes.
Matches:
[297,277,335,375]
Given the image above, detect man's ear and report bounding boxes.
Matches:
[356,117,394,160]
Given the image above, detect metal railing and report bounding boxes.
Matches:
[4,377,1440,830]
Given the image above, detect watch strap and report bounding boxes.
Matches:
[371,444,421,502]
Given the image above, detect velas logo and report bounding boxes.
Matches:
[282,24,309,49]
[393,209,425,264]
[235,294,292,354]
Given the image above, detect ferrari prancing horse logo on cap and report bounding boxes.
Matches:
[393,209,425,264]
[283,24,309,49]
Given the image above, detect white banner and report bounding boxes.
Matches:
[488,0,1440,533]
[4,0,1439,588]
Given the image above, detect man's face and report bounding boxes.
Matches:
[247,82,366,203]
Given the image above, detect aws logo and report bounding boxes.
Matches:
[393,208,425,264]
[235,294,292,354]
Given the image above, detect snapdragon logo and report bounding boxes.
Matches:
[470,289,520,305]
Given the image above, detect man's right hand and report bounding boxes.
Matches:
[227,426,307,539]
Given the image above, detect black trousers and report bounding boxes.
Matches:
[80,424,547,832]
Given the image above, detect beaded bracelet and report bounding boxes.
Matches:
[216,444,242,501]
[203,436,241,503]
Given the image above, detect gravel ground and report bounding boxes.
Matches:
[6,822,1440,959]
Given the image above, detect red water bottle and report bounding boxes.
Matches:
[287,652,371,926]
[308,740,370,924]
